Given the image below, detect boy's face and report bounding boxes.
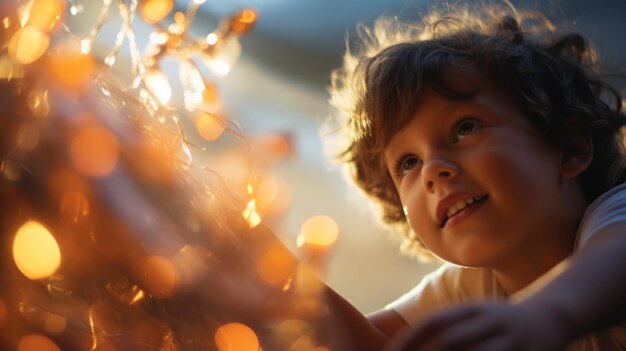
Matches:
[383,72,580,268]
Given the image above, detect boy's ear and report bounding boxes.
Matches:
[559,119,593,178]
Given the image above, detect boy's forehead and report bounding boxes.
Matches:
[439,66,485,94]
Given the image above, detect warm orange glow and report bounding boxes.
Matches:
[0,297,6,325]
[206,32,219,45]
[257,177,278,208]
[28,89,50,118]
[203,37,241,76]
[16,120,41,152]
[47,41,96,89]
[243,199,261,228]
[70,125,120,177]
[8,26,50,64]
[60,192,90,223]
[256,245,295,285]
[229,9,257,34]
[48,168,85,200]
[139,0,174,24]
[0,53,25,79]
[144,69,172,104]
[216,150,249,191]
[42,313,67,335]
[254,133,292,161]
[26,0,67,32]
[174,11,186,25]
[297,216,339,248]
[202,80,221,106]
[214,322,260,351]
[136,256,180,299]
[260,177,292,216]
[130,289,146,305]
[195,113,224,141]
[17,334,60,351]
[13,221,61,280]
[272,319,315,349]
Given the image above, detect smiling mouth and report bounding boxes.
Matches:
[440,195,488,228]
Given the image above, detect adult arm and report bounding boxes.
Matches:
[386,197,626,350]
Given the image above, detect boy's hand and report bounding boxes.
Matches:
[386,301,570,351]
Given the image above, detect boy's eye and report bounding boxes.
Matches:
[453,118,481,142]
[393,155,422,178]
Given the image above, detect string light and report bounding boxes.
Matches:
[71,0,258,113]
[0,0,346,349]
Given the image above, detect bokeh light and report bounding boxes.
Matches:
[243,199,261,228]
[253,133,293,161]
[41,312,67,335]
[136,256,181,299]
[256,244,295,285]
[70,125,120,177]
[17,334,61,351]
[8,26,50,64]
[214,322,260,351]
[46,40,96,89]
[229,9,257,34]
[257,177,278,209]
[0,53,25,79]
[272,319,316,350]
[59,191,90,224]
[27,88,50,118]
[139,0,174,24]
[144,69,172,104]
[203,36,241,77]
[297,216,339,248]
[13,221,61,280]
[25,0,66,33]
[195,113,225,141]
[202,80,221,108]
[260,177,292,217]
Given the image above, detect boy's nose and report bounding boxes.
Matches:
[422,158,459,192]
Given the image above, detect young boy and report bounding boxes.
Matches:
[328,4,626,350]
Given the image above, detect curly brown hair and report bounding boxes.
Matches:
[328,4,626,257]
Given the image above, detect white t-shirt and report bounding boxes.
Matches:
[386,184,626,350]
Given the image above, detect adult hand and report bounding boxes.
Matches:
[386,300,571,351]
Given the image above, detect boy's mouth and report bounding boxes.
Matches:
[438,195,488,228]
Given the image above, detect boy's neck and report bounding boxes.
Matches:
[493,184,587,295]
[493,233,577,295]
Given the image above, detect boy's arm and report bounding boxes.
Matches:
[368,309,411,339]
[386,228,626,350]
[221,225,391,350]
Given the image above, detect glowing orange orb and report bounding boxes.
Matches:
[139,0,174,24]
[298,215,339,247]
[8,26,49,64]
[18,334,60,351]
[214,322,260,351]
[137,256,180,299]
[196,113,225,141]
[13,221,61,280]
[70,125,120,177]
[26,0,67,33]
[229,9,257,34]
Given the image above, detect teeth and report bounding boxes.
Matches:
[446,196,483,219]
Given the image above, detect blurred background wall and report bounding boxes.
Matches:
[86,0,626,314]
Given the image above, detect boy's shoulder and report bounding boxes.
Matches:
[386,264,504,326]
[576,183,626,249]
